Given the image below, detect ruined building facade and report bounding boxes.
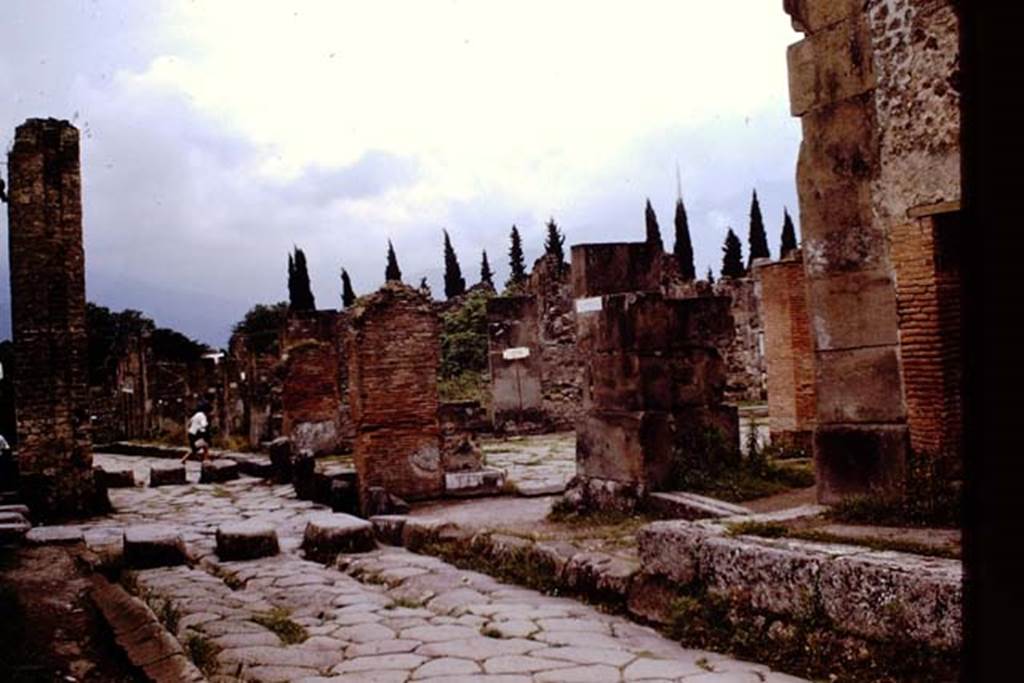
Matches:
[785,0,961,501]
[6,119,104,519]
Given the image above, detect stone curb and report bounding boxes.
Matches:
[89,575,206,682]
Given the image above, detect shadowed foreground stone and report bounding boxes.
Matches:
[200,458,240,483]
[96,466,136,488]
[123,524,189,568]
[216,520,280,560]
[302,512,376,562]
[149,463,186,487]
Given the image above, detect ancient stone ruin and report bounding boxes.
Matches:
[786,0,961,502]
[567,242,738,510]
[347,282,445,507]
[6,119,105,519]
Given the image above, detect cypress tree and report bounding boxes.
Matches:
[673,197,695,280]
[721,228,746,278]
[747,189,770,265]
[442,229,466,299]
[645,198,663,250]
[288,247,316,311]
[385,240,402,282]
[340,268,356,308]
[706,266,715,285]
[780,207,798,257]
[480,250,494,287]
[507,225,527,288]
[544,217,566,273]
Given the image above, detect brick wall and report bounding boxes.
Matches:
[348,283,443,504]
[7,119,100,519]
[890,214,962,470]
[758,253,816,450]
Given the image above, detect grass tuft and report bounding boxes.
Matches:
[251,607,309,645]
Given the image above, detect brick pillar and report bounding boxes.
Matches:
[281,310,346,456]
[348,283,443,507]
[570,243,737,509]
[757,252,816,453]
[6,118,103,519]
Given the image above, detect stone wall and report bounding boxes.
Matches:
[6,118,102,519]
[486,296,545,430]
[757,252,816,451]
[713,275,767,403]
[348,283,443,506]
[784,0,961,502]
[281,310,351,456]
[569,242,738,509]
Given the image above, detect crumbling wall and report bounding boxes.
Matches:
[6,118,102,519]
[348,283,443,505]
[530,255,583,430]
[785,0,961,502]
[757,252,816,451]
[281,310,350,455]
[486,296,545,430]
[713,275,767,403]
[569,242,737,510]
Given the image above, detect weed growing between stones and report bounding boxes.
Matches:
[668,426,815,502]
[386,596,425,610]
[480,626,503,639]
[183,631,220,676]
[155,599,180,633]
[251,607,308,645]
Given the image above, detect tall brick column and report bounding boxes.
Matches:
[6,118,103,519]
[347,283,443,508]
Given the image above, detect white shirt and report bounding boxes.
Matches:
[187,411,208,436]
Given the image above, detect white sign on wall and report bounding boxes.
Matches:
[502,346,531,361]
[575,297,603,313]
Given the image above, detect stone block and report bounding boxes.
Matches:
[627,572,682,625]
[199,459,240,484]
[815,347,906,424]
[369,514,407,545]
[149,463,186,487]
[400,517,463,552]
[0,504,30,516]
[354,426,443,503]
[267,436,294,484]
[636,520,713,585]
[585,349,727,411]
[301,512,376,563]
[292,449,317,500]
[562,551,638,602]
[362,486,410,517]
[444,468,505,497]
[785,0,863,33]
[645,491,750,521]
[25,525,83,545]
[215,520,280,560]
[123,525,189,568]
[814,423,909,503]
[96,466,136,488]
[787,14,875,116]
[806,270,899,350]
[818,550,962,649]
[570,242,663,298]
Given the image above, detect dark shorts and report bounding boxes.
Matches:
[188,432,208,453]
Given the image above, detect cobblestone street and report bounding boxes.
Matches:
[28,453,811,682]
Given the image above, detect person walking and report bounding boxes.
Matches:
[182,401,211,463]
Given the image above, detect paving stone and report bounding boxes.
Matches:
[530,645,636,667]
[346,638,422,657]
[415,636,539,660]
[535,663,622,682]
[623,656,703,679]
[332,653,427,673]
[412,656,481,678]
[201,458,241,483]
[417,677,531,683]
[483,654,577,674]
[400,624,479,642]
[123,524,188,568]
[216,520,280,560]
[245,665,321,682]
[149,463,187,487]
[333,622,397,643]
[302,512,376,562]
[218,645,343,669]
[484,619,538,638]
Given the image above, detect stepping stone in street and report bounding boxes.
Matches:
[216,520,280,560]
[97,466,136,488]
[0,504,30,516]
[123,525,189,568]
[149,463,186,487]
[370,515,407,545]
[200,459,239,484]
[25,525,84,546]
[0,511,28,525]
[302,512,376,563]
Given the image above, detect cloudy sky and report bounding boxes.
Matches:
[0,0,802,347]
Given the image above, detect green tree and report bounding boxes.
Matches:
[232,302,288,355]
[780,207,798,257]
[645,198,663,250]
[340,268,356,308]
[506,225,527,289]
[480,250,494,287]
[721,228,746,278]
[288,247,316,311]
[443,229,466,299]
[385,239,402,282]
[747,189,770,265]
[86,303,155,386]
[543,217,566,273]
[673,197,695,280]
